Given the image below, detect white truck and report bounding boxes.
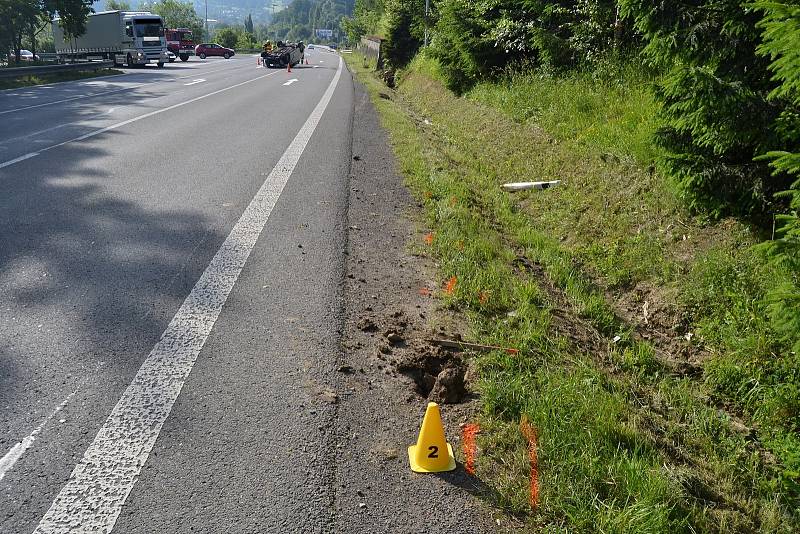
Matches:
[53,11,168,68]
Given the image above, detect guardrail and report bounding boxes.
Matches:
[0,60,115,80]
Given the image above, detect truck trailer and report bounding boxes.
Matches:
[53,11,168,67]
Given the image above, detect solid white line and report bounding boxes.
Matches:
[0,391,78,482]
[0,152,39,169]
[0,85,145,116]
[33,56,343,534]
[0,70,281,170]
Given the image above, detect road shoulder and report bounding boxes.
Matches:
[332,79,496,533]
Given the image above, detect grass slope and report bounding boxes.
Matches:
[344,51,799,532]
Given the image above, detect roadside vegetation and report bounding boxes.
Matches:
[343,0,800,530]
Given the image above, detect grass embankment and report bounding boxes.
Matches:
[0,68,123,90]
[345,51,799,532]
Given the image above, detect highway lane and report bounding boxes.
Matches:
[0,51,351,532]
[0,57,307,166]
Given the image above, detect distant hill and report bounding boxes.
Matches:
[91,0,293,24]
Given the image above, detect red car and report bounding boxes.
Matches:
[194,43,235,59]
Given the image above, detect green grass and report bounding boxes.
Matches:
[0,68,123,90]
[344,51,799,531]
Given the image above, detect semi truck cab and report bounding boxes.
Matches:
[122,14,168,66]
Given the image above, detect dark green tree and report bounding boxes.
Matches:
[382,0,424,68]
[752,0,800,351]
[46,0,94,43]
[432,1,626,93]
[619,0,790,216]
[341,0,382,42]
[245,13,254,34]
[0,0,42,63]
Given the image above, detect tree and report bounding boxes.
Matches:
[0,0,42,63]
[1,0,92,63]
[46,0,94,45]
[216,27,237,49]
[341,0,383,43]
[752,0,800,352]
[141,0,205,42]
[245,13,253,34]
[382,0,424,68]
[106,0,130,9]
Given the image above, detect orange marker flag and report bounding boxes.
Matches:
[462,423,480,475]
[444,276,457,295]
[520,417,540,510]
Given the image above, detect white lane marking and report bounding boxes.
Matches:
[175,62,246,79]
[283,78,299,86]
[0,152,39,168]
[0,70,281,170]
[0,72,130,94]
[183,78,206,86]
[0,85,145,116]
[0,391,78,482]
[0,61,250,111]
[313,65,320,69]
[33,56,343,534]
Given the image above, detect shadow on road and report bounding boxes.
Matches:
[0,129,226,446]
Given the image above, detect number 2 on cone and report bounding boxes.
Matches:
[427,445,439,458]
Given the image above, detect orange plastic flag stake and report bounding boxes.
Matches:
[520,417,540,510]
[461,423,480,475]
[424,232,434,246]
[444,276,457,295]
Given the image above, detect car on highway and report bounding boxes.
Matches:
[8,49,40,62]
[195,43,234,59]
[307,44,314,50]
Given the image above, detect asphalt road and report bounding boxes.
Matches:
[0,52,493,533]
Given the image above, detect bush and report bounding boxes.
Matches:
[382,0,425,69]
[216,28,238,49]
[431,0,506,93]
[620,0,794,217]
[752,0,800,353]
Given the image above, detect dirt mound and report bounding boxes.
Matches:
[394,343,467,403]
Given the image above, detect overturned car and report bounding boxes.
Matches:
[261,41,304,68]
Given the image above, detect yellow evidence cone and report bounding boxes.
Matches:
[408,402,456,473]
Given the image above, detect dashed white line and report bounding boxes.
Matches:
[283,78,299,86]
[0,391,78,482]
[183,78,206,86]
[0,70,281,170]
[33,56,343,534]
[0,85,145,116]
[0,152,39,168]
